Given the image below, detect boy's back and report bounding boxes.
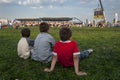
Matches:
[17,37,30,59]
[17,28,33,59]
[44,27,91,76]
[31,22,55,63]
[31,33,55,62]
[54,41,79,67]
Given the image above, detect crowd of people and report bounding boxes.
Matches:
[1,20,119,30]
[17,22,93,76]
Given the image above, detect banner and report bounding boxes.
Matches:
[94,8,104,19]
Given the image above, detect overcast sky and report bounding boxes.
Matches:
[0,0,120,22]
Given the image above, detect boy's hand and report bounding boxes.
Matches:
[76,71,87,76]
[44,68,53,72]
[44,55,57,73]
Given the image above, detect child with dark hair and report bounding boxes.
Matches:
[17,28,34,59]
[31,22,55,63]
[44,27,93,76]
[39,22,49,32]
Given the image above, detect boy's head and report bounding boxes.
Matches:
[59,27,72,41]
[21,28,30,37]
[39,22,49,32]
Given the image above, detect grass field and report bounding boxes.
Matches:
[0,27,120,80]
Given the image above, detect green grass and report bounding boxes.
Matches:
[0,27,120,80]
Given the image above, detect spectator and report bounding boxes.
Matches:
[44,27,93,76]
[17,28,34,59]
[31,22,55,63]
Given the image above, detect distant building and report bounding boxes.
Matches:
[15,17,83,27]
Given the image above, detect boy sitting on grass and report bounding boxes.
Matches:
[44,27,93,76]
[31,22,55,63]
[17,28,34,59]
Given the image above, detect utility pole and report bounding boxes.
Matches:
[99,0,104,11]
[115,13,118,24]
[99,0,107,24]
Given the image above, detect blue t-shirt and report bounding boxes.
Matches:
[31,32,55,62]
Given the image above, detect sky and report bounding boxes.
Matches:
[0,0,120,22]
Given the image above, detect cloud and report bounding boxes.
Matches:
[17,0,67,9]
[59,0,66,4]
[18,0,66,6]
[0,0,14,3]
[18,0,41,6]
[30,6,44,9]
[30,6,38,9]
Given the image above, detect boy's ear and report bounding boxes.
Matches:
[47,29,50,33]
[70,36,72,40]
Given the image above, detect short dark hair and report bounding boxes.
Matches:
[39,22,49,32]
[59,28,72,41]
[21,28,30,37]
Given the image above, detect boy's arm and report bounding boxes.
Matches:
[73,55,87,76]
[49,42,54,51]
[29,39,34,47]
[44,55,57,72]
[26,38,34,47]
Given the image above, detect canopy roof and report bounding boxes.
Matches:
[16,17,73,22]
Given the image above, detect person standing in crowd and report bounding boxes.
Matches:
[0,21,2,29]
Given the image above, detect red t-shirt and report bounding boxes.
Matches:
[53,41,80,67]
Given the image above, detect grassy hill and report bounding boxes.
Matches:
[0,27,120,80]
